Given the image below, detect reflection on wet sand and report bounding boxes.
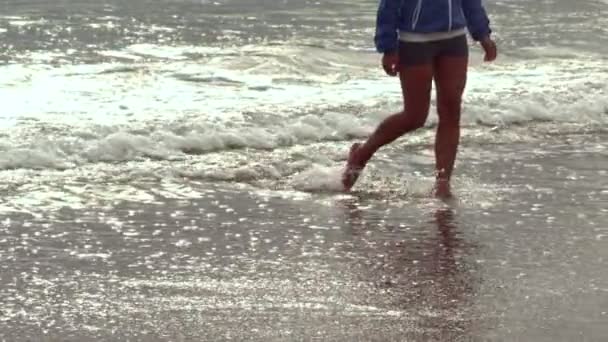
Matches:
[340,198,480,340]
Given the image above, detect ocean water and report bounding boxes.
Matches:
[0,0,607,340]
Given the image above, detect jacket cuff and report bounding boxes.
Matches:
[471,28,492,41]
[376,41,399,54]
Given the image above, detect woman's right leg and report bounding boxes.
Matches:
[342,63,434,190]
[357,64,434,162]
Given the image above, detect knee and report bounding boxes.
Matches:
[437,95,462,112]
[438,113,461,128]
[437,96,462,125]
[412,115,428,129]
[399,109,429,130]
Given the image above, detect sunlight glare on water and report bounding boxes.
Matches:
[0,0,607,340]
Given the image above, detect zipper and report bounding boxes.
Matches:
[411,0,423,30]
[447,0,453,31]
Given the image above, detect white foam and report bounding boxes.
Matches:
[234,164,282,181]
[83,132,172,162]
[158,113,374,155]
[462,81,608,126]
[179,163,283,183]
[291,165,344,192]
[515,45,603,59]
[1,46,607,172]
[0,147,71,170]
[453,58,608,127]
[124,44,192,60]
[0,84,603,171]
[98,50,144,61]
[161,132,226,153]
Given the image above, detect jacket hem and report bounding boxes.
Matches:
[398,28,466,43]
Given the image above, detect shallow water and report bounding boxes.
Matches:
[2,131,607,340]
[1,0,607,340]
[2,137,607,340]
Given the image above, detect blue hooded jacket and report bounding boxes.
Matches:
[374,0,492,53]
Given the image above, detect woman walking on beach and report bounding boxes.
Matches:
[342,0,497,197]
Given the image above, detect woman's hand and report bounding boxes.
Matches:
[480,36,497,62]
[382,52,400,76]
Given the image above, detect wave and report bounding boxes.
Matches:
[1,42,606,172]
[0,117,605,173]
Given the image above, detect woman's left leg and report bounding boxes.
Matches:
[433,38,469,197]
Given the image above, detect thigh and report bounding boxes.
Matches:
[399,63,434,114]
[433,36,469,102]
[398,42,435,112]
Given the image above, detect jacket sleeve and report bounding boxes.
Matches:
[462,0,492,41]
[374,0,402,54]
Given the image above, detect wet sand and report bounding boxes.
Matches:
[1,0,607,339]
[1,133,606,341]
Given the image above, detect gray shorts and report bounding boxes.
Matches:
[398,34,468,67]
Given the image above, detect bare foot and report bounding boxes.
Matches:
[342,143,365,191]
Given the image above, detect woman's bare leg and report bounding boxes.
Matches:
[342,63,434,190]
[432,55,468,197]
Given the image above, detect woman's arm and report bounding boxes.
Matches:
[374,0,402,53]
[462,0,492,41]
